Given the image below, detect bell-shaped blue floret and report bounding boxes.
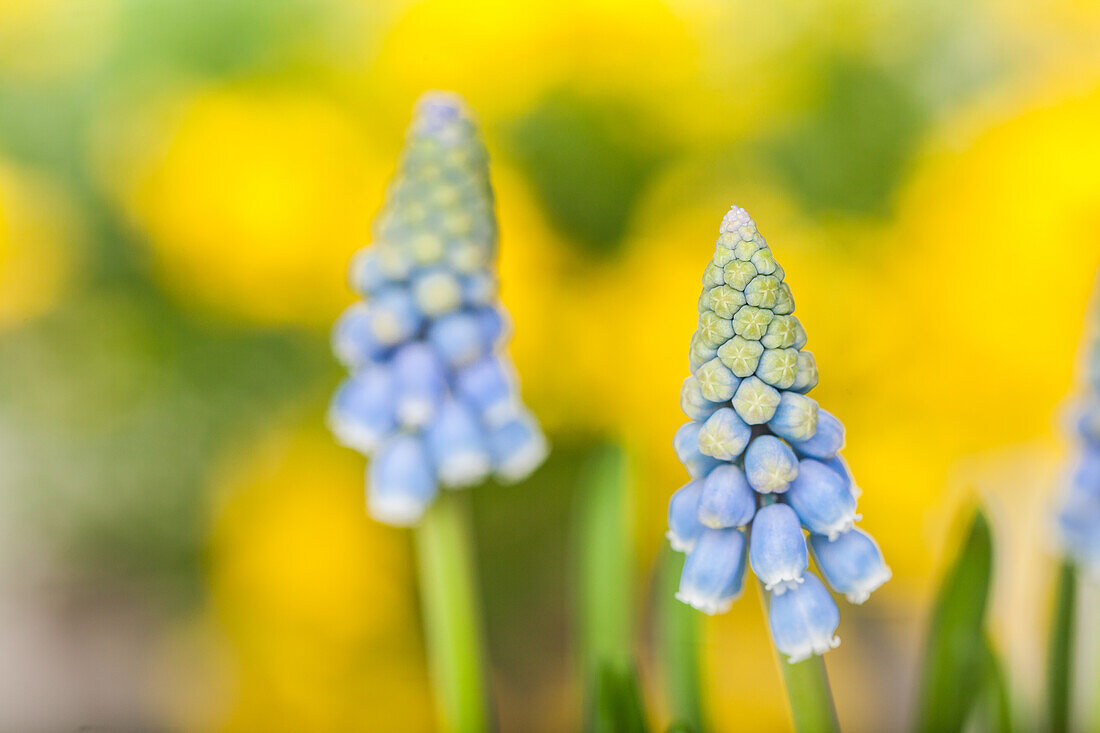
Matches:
[368,433,437,526]
[428,311,485,367]
[750,503,809,593]
[488,409,548,483]
[368,287,423,346]
[668,480,705,552]
[790,408,845,460]
[697,408,753,461]
[768,392,819,443]
[348,246,387,296]
[426,399,491,488]
[1060,490,1100,566]
[767,572,840,663]
[785,459,860,539]
[455,355,516,425]
[681,375,724,422]
[462,272,496,306]
[412,267,463,316]
[333,303,388,368]
[392,342,447,427]
[676,527,747,614]
[810,527,891,604]
[698,465,756,529]
[673,421,722,479]
[475,306,508,349]
[1072,447,1100,497]
[744,435,799,494]
[328,368,396,454]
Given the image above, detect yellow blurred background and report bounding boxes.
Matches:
[0,0,1099,730]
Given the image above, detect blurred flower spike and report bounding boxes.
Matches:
[1058,277,1100,570]
[329,92,547,527]
[669,206,890,663]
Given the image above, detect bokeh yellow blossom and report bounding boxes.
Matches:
[203,422,431,732]
[105,84,395,327]
[0,160,79,329]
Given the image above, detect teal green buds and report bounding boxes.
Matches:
[330,93,547,526]
[667,206,889,663]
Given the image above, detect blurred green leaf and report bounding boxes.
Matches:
[506,91,671,257]
[578,442,648,733]
[0,292,329,605]
[764,57,926,218]
[913,506,995,732]
[655,547,703,733]
[1047,558,1077,733]
[980,635,1013,733]
[115,0,327,78]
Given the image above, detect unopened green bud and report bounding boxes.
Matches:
[732,376,781,424]
[791,351,819,393]
[696,358,739,402]
[756,348,800,389]
[714,234,739,267]
[773,283,796,315]
[703,262,725,288]
[705,285,747,319]
[733,236,764,261]
[745,274,782,309]
[690,331,719,371]
[723,260,758,291]
[733,305,774,341]
[717,335,764,378]
[699,311,735,348]
[762,316,798,349]
[750,248,777,275]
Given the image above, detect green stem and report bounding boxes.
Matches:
[776,654,841,733]
[578,442,647,733]
[656,547,704,732]
[415,491,491,733]
[1048,558,1077,733]
[759,582,840,733]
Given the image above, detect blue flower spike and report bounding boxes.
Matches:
[667,206,889,663]
[1058,281,1100,571]
[330,92,547,526]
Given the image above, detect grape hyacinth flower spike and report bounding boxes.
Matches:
[668,206,890,665]
[1057,279,1100,570]
[329,92,548,523]
[1048,276,1100,732]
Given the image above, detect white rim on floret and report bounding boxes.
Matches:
[821,511,862,541]
[327,410,383,454]
[766,574,805,595]
[440,453,492,488]
[784,633,841,664]
[665,530,696,554]
[845,563,893,605]
[496,432,549,484]
[368,492,429,527]
[675,586,737,616]
[397,400,435,428]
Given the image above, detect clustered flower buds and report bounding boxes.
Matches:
[669,206,890,663]
[1058,282,1100,570]
[330,93,547,526]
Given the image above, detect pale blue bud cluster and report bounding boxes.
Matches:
[669,206,890,663]
[330,92,547,527]
[1059,284,1100,570]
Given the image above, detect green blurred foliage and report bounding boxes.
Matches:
[0,291,329,604]
[764,57,927,217]
[914,507,997,732]
[505,90,672,256]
